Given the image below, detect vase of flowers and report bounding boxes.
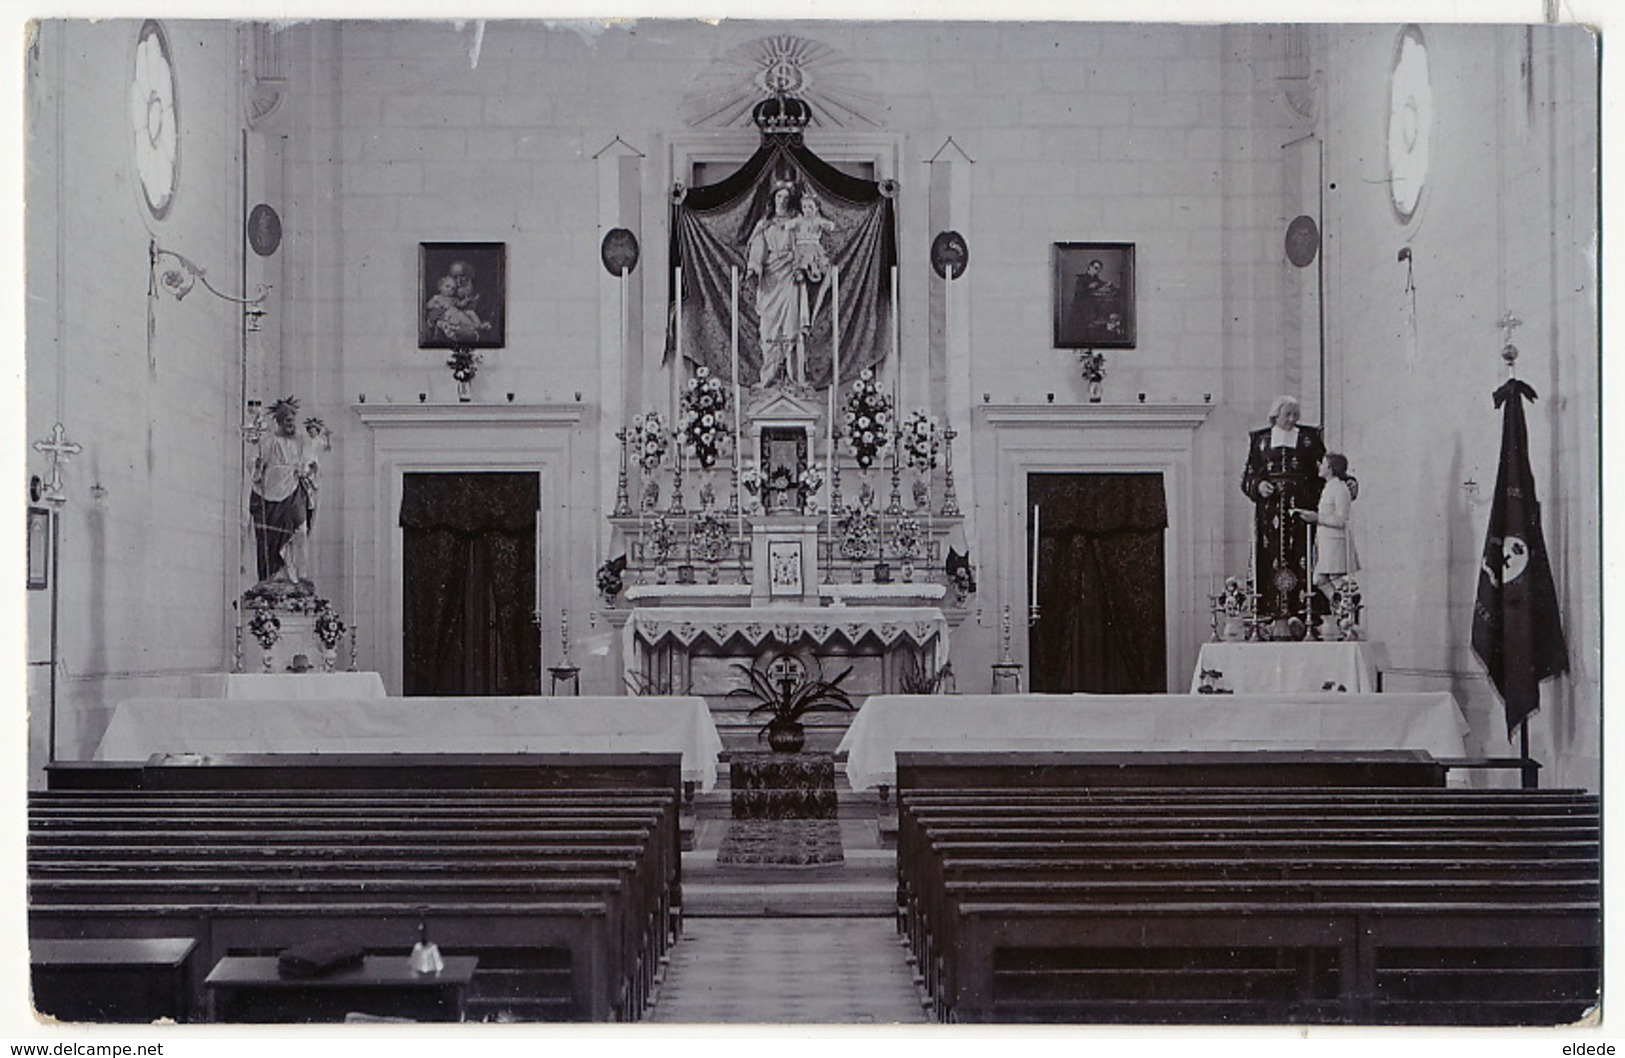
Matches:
[248,602,281,673]
[632,410,669,473]
[900,409,940,472]
[798,461,825,511]
[1077,349,1106,402]
[596,555,627,605]
[447,347,482,401]
[843,368,893,469]
[680,366,728,470]
[313,599,346,673]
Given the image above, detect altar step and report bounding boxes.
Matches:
[680,817,897,918]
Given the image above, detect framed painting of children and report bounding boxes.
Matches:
[419,242,506,349]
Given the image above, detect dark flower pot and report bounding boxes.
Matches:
[765,721,806,754]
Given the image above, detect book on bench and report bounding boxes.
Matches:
[276,941,366,979]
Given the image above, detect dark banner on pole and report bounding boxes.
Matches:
[1470,378,1568,736]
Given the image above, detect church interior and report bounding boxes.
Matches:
[18,17,1602,1030]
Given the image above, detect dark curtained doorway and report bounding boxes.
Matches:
[400,472,541,697]
[1028,472,1167,693]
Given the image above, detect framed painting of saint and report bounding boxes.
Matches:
[1054,242,1136,349]
[419,242,506,349]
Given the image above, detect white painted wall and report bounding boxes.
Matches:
[25,19,1599,789]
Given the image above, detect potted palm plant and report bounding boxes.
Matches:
[729,653,857,753]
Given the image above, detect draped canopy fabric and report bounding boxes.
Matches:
[398,472,539,534]
[667,140,897,390]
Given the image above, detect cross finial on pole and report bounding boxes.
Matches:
[32,422,82,506]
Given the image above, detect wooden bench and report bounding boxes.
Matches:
[30,937,197,1024]
[891,753,1600,1025]
[30,754,685,1023]
[895,750,1453,790]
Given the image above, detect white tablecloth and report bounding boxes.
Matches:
[622,604,951,678]
[95,695,724,791]
[221,672,388,700]
[1190,642,1379,694]
[836,692,1468,790]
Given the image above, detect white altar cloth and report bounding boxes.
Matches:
[95,695,724,791]
[622,605,950,671]
[836,692,1468,790]
[221,672,388,700]
[1190,642,1379,694]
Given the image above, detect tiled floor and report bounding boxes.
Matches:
[648,917,928,1024]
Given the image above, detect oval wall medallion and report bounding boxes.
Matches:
[247,203,282,256]
[1285,214,1320,268]
[601,227,640,276]
[930,230,968,279]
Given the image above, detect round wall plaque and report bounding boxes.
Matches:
[601,228,640,276]
[247,203,282,256]
[930,230,968,280]
[1285,214,1320,267]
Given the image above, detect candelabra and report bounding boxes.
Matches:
[612,427,633,516]
[348,626,359,672]
[232,624,245,674]
[886,427,904,515]
[939,423,961,516]
[991,603,1024,694]
[668,440,687,515]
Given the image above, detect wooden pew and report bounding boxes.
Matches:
[891,752,1601,1025]
[30,754,685,1023]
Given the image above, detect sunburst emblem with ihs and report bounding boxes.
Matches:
[683,34,882,130]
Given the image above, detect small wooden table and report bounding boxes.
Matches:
[31,937,198,1023]
[205,955,478,1023]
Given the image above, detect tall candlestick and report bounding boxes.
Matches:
[349,536,357,618]
[731,266,741,467]
[831,264,841,521]
[891,264,900,420]
[1209,528,1217,595]
[730,266,744,559]
[1031,504,1040,606]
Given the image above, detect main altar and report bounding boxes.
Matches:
[598,387,968,698]
[593,87,973,700]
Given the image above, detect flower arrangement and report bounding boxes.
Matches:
[447,347,483,382]
[900,409,939,472]
[1077,349,1106,383]
[631,410,669,472]
[837,508,880,560]
[799,461,825,498]
[843,368,893,469]
[892,517,921,558]
[596,555,627,604]
[313,599,346,650]
[691,512,732,563]
[951,565,976,602]
[248,602,281,650]
[647,514,676,564]
[680,366,729,469]
[740,465,762,497]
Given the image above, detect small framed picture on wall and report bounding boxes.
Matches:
[1053,242,1136,349]
[27,506,49,590]
[418,242,506,349]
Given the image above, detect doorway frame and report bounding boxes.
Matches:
[355,403,585,695]
[979,402,1211,692]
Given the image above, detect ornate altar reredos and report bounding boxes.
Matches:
[603,89,968,699]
